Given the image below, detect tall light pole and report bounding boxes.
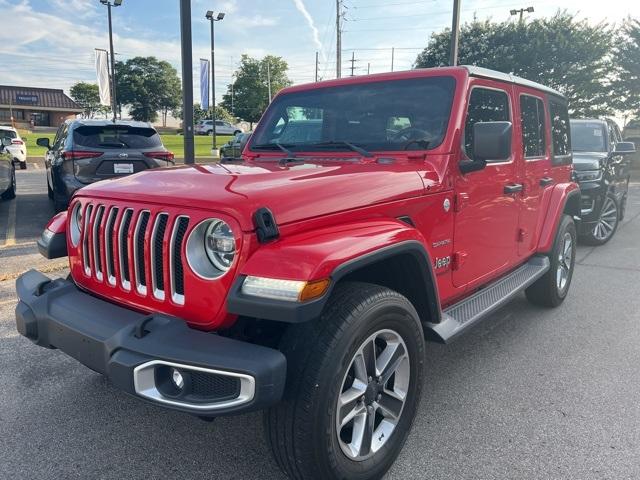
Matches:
[450,0,461,66]
[99,0,123,122]
[206,10,225,153]
[510,6,534,22]
[180,0,195,164]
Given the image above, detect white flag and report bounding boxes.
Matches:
[200,58,210,110]
[95,49,111,106]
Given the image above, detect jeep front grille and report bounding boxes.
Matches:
[78,202,190,305]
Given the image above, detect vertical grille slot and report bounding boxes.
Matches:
[151,213,169,300]
[104,207,119,286]
[92,205,105,281]
[81,204,94,276]
[134,211,151,295]
[118,209,133,290]
[170,216,190,304]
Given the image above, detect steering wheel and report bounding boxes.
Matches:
[390,127,430,143]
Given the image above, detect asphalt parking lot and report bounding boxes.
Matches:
[1,164,639,480]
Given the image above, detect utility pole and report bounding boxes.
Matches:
[510,6,534,22]
[336,0,342,78]
[349,51,357,77]
[367,63,370,75]
[206,10,225,151]
[315,51,319,82]
[267,61,272,102]
[450,0,461,66]
[179,0,195,164]
[391,47,395,72]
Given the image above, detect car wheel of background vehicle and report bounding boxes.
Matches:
[580,194,619,246]
[207,130,213,136]
[264,282,425,480]
[53,192,68,213]
[1,166,16,200]
[526,214,576,308]
[19,161,27,170]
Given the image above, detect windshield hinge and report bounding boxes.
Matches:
[254,207,280,243]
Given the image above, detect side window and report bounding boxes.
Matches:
[52,124,65,149]
[53,124,68,150]
[464,87,510,161]
[548,98,571,164]
[520,95,546,158]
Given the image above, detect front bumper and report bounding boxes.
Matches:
[15,270,286,416]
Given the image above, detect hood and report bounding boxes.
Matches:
[78,160,427,231]
[572,152,607,171]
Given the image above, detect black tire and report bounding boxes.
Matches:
[265,282,425,480]
[526,214,576,308]
[1,166,16,200]
[579,193,619,246]
[47,177,54,200]
[19,161,27,170]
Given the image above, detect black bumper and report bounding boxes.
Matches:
[15,270,286,417]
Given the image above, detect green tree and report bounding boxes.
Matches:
[415,12,615,117]
[221,55,292,125]
[70,82,107,118]
[115,56,182,123]
[612,18,640,121]
[173,104,235,124]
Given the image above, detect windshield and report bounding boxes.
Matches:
[251,76,456,153]
[570,121,606,152]
[73,125,163,149]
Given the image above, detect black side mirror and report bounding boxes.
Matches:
[460,121,512,174]
[240,134,251,152]
[614,141,636,154]
[36,137,51,149]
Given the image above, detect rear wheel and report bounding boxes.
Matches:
[526,214,576,308]
[265,282,425,480]
[19,161,27,170]
[1,166,16,200]
[580,194,619,245]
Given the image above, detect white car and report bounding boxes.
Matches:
[195,120,242,136]
[0,126,27,170]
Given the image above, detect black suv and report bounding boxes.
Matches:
[570,118,636,245]
[38,120,174,211]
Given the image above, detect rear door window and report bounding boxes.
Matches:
[520,95,546,158]
[464,87,511,161]
[73,126,162,149]
[548,98,572,164]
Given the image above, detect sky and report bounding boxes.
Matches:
[1,0,639,106]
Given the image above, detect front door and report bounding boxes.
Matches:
[452,83,521,288]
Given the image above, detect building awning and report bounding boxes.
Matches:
[0,85,83,113]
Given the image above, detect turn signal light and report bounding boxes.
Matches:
[299,279,331,302]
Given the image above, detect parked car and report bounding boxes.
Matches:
[0,137,16,200]
[219,132,251,161]
[570,118,636,245]
[195,119,242,136]
[18,66,579,480]
[37,119,174,212]
[0,125,28,170]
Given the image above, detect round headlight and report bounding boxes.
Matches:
[186,218,237,279]
[204,220,235,271]
[70,202,83,246]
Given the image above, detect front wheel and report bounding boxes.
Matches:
[580,194,619,246]
[526,214,576,308]
[1,166,16,200]
[265,282,425,480]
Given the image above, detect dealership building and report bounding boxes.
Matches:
[0,85,82,129]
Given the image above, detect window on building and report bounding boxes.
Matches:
[520,95,546,158]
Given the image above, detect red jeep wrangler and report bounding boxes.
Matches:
[16,66,579,480]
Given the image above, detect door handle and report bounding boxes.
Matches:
[539,177,554,187]
[504,183,523,194]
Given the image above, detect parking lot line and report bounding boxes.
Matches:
[2,199,17,247]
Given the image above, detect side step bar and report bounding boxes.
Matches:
[426,256,550,343]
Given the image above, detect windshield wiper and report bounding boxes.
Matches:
[252,142,296,157]
[310,141,373,158]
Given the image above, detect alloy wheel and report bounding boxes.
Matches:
[336,329,410,461]
[556,232,573,293]
[593,196,618,242]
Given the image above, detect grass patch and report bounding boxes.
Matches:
[19,130,232,159]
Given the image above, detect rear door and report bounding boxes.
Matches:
[516,90,553,256]
[452,82,521,288]
[71,125,164,184]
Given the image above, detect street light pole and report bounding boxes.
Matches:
[100,0,123,122]
[206,11,225,153]
[510,6,534,22]
[450,0,461,66]
[180,0,195,164]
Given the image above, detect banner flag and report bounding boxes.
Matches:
[95,49,111,107]
[200,59,210,110]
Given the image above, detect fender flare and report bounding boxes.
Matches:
[536,182,580,253]
[227,219,441,324]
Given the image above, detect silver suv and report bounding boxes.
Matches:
[195,120,241,136]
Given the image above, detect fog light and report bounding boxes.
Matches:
[171,368,185,390]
